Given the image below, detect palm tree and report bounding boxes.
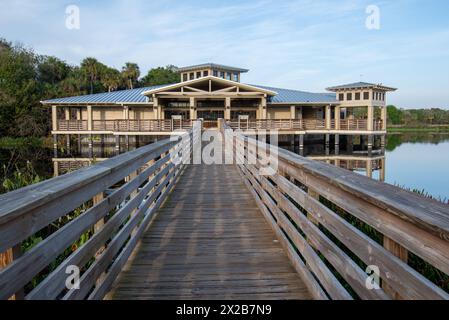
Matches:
[80,57,101,94]
[101,68,122,92]
[121,62,140,89]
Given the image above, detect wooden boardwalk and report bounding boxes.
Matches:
[107,164,311,300]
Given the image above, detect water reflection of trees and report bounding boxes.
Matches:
[386,133,449,152]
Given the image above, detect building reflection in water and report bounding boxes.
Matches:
[54,133,385,182]
[279,133,386,182]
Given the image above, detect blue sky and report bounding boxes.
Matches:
[1,0,449,108]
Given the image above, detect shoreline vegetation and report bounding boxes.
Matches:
[388,125,449,132]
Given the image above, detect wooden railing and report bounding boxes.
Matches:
[58,120,88,131]
[57,120,194,132]
[223,122,449,300]
[0,130,196,300]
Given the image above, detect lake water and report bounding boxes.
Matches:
[384,132,449,201]
[1,132,448,200]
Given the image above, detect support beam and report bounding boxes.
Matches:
[260,97,267,119]
[87,105,93,131]
[225,97,231,120]
[335,106,341,130]
[52,106,57,131]
[65,107,70,120]
[367,105,374,131]
[334,134,340,155]
[381,105,387,130]
[367,134,373,156]
[88,134,93,158]
[153,97,159,119]
[325,105,331,129]
[299,134,304,156]
[290,106,296,119]
[189,97,196,120]
[325,134,330,156]
[115,135,120,156]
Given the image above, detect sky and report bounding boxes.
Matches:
[1,0,449,108]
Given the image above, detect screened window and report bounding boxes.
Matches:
[213,70,218,77]
[355,92,361,100]
[189,72,194,80]
[347,92,352,101]
[233,73,239,82]
[203,70,209,76]
[183,74,188,82]
[196,71,201,78]
[338,93,344,101]
[226,73,231,80]
[363,91,369,100]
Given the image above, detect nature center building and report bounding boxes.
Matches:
[41,63,396,175]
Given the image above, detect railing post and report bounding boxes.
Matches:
[383,236,408,299]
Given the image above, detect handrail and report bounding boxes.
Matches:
[222,121,449,300]
[0,125,198,300]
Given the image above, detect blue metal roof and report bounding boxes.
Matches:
[41,84,168,104]
[253,85,337,104]
[42,83,337,105]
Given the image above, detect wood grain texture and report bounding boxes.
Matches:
[107,164,311,300]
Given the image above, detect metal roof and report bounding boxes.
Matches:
[253,85,338,104]
[176,63,249,73]
[41,84,168,105]
[42,83,337,105]
[326,82,397,92]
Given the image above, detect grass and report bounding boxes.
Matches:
[387,125,449,133]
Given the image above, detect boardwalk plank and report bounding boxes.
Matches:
[107,164,311,300]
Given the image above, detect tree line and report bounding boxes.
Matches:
[0,38,179,138]
[387,105,449,126]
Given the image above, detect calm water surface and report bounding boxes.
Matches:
[1,132,448,200]
[384,133,449,201]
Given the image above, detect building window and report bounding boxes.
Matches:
[226,72,231,80]
[220,71,225,79]
[233,73,239,82]
[347,92,352,101]
[382,92,385,101]
[355,92,361,100]
[213,70,218,77]
[196,71,201,78]
[183,73,188,82]
[338,93,344,101]
[363,91,369,100]
[203,70,209,76]
[189,72,194,80]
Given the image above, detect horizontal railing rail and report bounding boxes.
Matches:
[57,120,88,131]
[0,125,198,300]
[55,120,194,132]
[223,122,449,300]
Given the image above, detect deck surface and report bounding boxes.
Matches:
[107,164,311,300]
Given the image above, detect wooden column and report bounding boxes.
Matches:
[299,134,304,156]
[380,158,386,182]
[381,105,387,130]
[290,106,296,119]
[225,97,231,120]
[153,97,159,119]
[88,134,93,158]
[87,105,93,131]
[335,106,341,130]
[367,105,374,131]
[52,105,58,131]
[325,134,330,156]
[367,134,373,156]
[325,105,331,129]
[334,134,340,155]
[189,97,196,120]
[65,107,70,120]
[260,97,267,119]
[366,159,373,178]
[53,134,58,158]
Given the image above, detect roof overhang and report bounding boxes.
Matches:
[141,76,278,97]
[326,84,397,92]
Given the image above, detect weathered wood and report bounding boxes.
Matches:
[107,164,312,300]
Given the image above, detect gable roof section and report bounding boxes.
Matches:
[326,82,397,92]
[177,63,249,73]
[41,84,168,105]
[41,82,338,105]
[141,76,278,96]
[253,85,338,104]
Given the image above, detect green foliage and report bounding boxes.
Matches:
[0,37,181,139]
[140,65,179,86]
[387,105,449,127]
[2,161,42,192]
